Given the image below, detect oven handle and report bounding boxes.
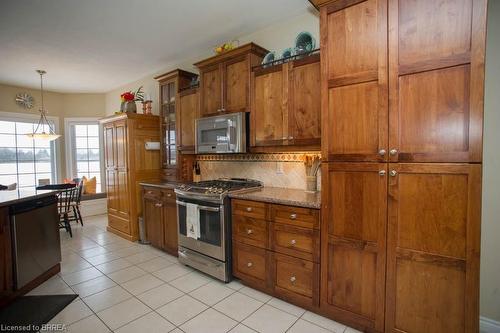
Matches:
[176,200,220,212]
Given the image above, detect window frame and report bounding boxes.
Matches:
[0,111,61,187]
[64,117,105,192]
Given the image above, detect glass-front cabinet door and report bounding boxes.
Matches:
[161,80,177,169]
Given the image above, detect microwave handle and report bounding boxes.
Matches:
[227,121,237,150]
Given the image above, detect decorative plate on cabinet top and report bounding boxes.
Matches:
[15,92,34,109]
[295,31,316,55]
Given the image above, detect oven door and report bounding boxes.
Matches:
[176,199,225,261]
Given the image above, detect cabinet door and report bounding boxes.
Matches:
[251,66,287,146]
[114,121,129,219]
[143,196,164,249]
[289,56,321,146]
[178,89,199,152]
[385,163,481,333]
[388,0,486,162]
[0,208,12,296]
[162,189,178,255]
[200,64,222,117]
[223,56,249,113]
[322,0,388,161]
[103,124,115,169]
[321,162,387,332]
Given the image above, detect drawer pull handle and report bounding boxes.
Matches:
[290,213,297,220]
[247,262,253,267]
[290,276,296,283]
[290,239,296,246]
[246,207,253,212]
[147,191,153,194]
[155,203,163,207]
[246,229,253,235]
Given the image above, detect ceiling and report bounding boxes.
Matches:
[0,0,311,93]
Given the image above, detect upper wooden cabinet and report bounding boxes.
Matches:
[385,163,481,333]
[388,0,486,163]
[251,54,321,150]
[155,69,198,180]
[195,43,268,117]
[100,113,161,241]
[321,0,486,163]
[322,0,388,162]
[177,87,199,153]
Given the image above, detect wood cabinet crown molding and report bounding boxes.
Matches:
[154,68,198,83]
[194,42,268,69]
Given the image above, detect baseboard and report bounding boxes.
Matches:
[481,316,500,333]
[80,198,107,217]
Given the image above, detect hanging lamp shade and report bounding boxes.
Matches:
[27,70,60,141]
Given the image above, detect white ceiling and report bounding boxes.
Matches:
[0,0,311,93]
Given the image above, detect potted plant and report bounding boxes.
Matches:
[120,86,144,113]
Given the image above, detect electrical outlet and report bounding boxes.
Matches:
[276,162,284,174]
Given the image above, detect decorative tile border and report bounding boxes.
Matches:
[196,152,321,162]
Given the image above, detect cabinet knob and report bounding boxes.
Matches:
[379,170,386,176]
[147,191,153,194]
[247,262,253,267]
[290,239,296,246]
[167,193,172,197]
[155,203,163,207]
[290,213,297,220]
[290,276,296,283]
[288,136,294,140]
[389,170,398,177]
[390,149,398,156]
[246,229,253,235]
[378,149,386,156]
[246,207,253,212]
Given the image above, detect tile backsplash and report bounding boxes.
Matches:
[198,160,321,191]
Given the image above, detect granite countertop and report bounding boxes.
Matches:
[0,189,58,207]
[139,181,184,189]
[229,186,321,209]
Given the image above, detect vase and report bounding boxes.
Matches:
[124,101,137,113]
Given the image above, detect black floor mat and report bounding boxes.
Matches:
[0,294,78,333]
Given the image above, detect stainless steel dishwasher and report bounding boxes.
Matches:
[9,195,61,289]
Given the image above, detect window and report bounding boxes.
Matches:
[0,119,57,190]
[66,121,103,192]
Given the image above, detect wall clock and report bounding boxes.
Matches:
[15,92,34,109]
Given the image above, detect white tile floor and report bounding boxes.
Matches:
[30,214,360,333]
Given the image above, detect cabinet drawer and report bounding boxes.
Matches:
[274,253,316,300]
[233,242,267,282]
[108,214,130,234]
[233,215,268,249]
[232,199,267,220]
[271,223,319,262]
[270,204,319,229]
[143,187,162,200]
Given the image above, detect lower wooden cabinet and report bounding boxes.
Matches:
[0,207,12,296]
[231,199,320,308]
[142,186,178,256]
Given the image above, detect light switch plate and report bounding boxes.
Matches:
[276,162,284,174]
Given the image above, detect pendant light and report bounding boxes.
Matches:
[26,70,61,141]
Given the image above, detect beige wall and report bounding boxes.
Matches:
[0,83,106,179]
[480,0,500,323]
[104,10,319,116]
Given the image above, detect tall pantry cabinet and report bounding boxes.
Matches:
[313,0,487,332]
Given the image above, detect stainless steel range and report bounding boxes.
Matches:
[174,178,262,282]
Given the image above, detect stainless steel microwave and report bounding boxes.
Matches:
[195,112,247,154]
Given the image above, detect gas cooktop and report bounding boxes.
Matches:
[175,178,262,200]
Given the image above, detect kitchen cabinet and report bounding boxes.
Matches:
[321,162,387,332]
[100,113,161,241]
[154,69,198,181]
[177,87,199,153]
[142,186,178,256]
[231,199,320,309]
[385,163,481,333]
[315,0,487,332]
[251,54,321,150]
[0,207,12,297]
[195,43,268,117]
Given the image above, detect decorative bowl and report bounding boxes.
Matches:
[295,31,316,55]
